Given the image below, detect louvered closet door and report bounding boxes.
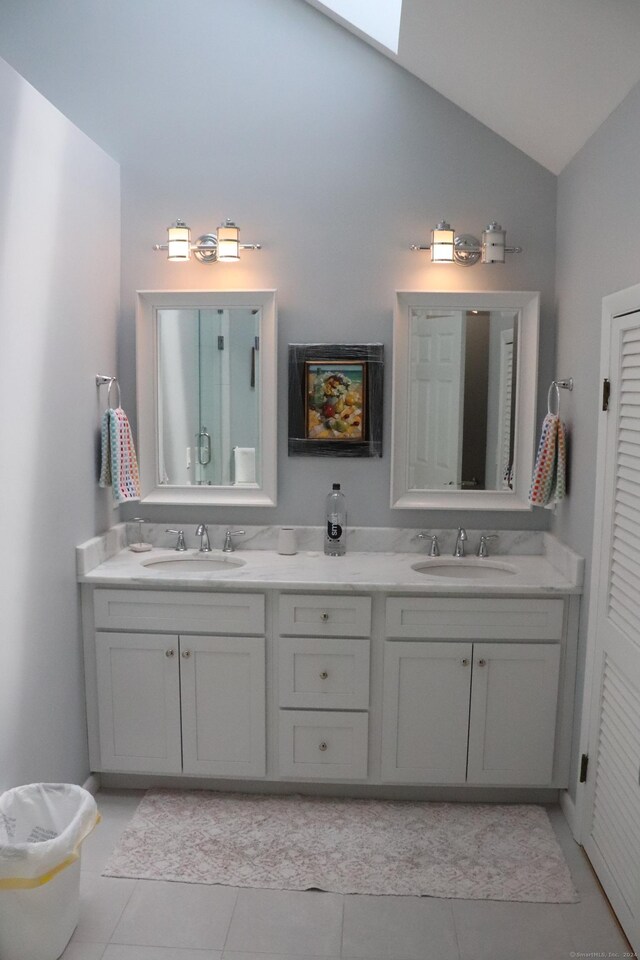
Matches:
[584,311,640,952]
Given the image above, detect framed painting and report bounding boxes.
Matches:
[288,343,383,457]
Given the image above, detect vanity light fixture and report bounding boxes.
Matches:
[411,220,522,266]
[154,218,262,263]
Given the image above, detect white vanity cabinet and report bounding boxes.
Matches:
[276,594,372,780]
[381,597,566,786]
[83,581,578,792]
[90,589,266,777]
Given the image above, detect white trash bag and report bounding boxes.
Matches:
[0,783,99,960]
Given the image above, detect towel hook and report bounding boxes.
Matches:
[547,377,573,416]
[96,374,121,409]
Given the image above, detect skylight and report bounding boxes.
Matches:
[315,0,402,53]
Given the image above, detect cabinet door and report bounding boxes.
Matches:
[180,635,266,777]
[95,632,182,773]
[381,641,472,783]
[467,642,561,785]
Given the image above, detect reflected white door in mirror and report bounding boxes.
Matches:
[136,290,277,506]
[391,291,539,511]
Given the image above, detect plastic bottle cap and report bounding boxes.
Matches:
[332,483,341,490]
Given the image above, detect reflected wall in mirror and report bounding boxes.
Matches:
[137,290,277,506]
[391,291,539,511]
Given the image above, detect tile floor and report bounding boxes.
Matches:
[60,790,631,960]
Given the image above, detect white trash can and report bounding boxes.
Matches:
[0,783,99,960]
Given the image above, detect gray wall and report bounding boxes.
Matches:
[0,0,558,531]
[554,77,640,799]
[0,56,120,789]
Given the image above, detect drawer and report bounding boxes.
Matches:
[278,637,370,709]
[385,597,564,640]
[279,594,371,637]
[94,589,265,634]
[278,710,368,779]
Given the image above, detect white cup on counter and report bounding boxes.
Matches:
[278,527,297,555]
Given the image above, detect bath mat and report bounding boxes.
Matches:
[103,790,578,902]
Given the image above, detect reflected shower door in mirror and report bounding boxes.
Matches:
[137,290,277,506]
[408,308,517,492]
[157,307,260,487]
[391,291,539,511]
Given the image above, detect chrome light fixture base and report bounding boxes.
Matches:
[193,234,218,263]
[453,234,482,267]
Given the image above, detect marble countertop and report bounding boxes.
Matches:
[78,540,583,595]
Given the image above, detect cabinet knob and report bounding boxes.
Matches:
[478,658,487,667]
[320,670,329,680]
[165,649,175,658]
[320,612,329,622]
[461,658,469,666]
[319,741,328,752]
[182,650,191,659]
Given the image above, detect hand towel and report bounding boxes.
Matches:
[233,446,256,484]
[99,407,141,504]
[528,413,566,508]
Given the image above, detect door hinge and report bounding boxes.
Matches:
[602,378,611,412]
[217,335,225,350]
[579,753,589,783]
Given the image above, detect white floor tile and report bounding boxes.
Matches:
[342,894,459,960]
[61,944,106,960]
[560,888,631,956]
[83,791,145,875]
[452,899,575,960]
[71,874,137,943]
[110,880,238,950]
[225,888,343,956]
[224,953,339,960]
[103,946,221,960]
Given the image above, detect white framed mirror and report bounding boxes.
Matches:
[136,289,277,506]
[391,291,539,511]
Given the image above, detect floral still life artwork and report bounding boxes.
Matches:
[305,362,366,440]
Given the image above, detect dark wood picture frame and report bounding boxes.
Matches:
[288,343,383,457]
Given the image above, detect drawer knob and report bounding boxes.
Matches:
[320,670,329,680]
[320,612,329,622]
[461,658,469,666]
[478,658,487,667]
[319,741,328,752]
[182,650,191,659]
[165,649,175,658]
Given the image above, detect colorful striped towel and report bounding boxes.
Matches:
[99,407,141,504]
[529,413,566,508]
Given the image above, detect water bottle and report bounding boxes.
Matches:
[324,483,347,556]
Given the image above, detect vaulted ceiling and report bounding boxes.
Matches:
[303,0,640,173]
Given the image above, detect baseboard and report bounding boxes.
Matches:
[82,773,102,796]
[560,788,580,840]
[99,773,560,805]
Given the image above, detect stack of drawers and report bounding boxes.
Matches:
[277,594,371,779]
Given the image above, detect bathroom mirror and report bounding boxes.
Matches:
[391,291,539,510]
[136,290,277,506]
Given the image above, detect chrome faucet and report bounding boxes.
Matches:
[222,528,245,553]
[166,528,186,551]
[416,532,440,557]
[196,524,211,552]
[477,534,499,559]
[453,527,468,558]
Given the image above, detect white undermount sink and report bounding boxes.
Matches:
[142,554,246,574]
[411,558,518,580]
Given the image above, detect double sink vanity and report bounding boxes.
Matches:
[81,287,583,797]
[78,526,583,796]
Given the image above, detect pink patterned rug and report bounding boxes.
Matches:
[103,790,578,902]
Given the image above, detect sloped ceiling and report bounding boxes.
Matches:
[304,0,640,173]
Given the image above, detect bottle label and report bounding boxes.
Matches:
[327,520,343,541]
